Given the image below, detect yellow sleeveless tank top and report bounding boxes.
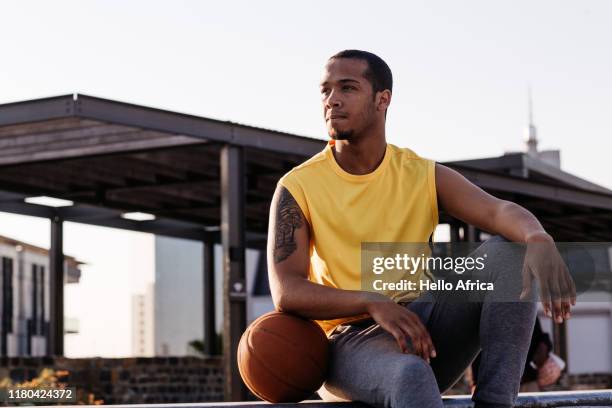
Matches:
[278,140,438,336]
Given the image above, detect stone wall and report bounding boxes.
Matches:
[567,373,612,390]
[0,356,224,404]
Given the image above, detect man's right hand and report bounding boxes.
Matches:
[366,296,437,363]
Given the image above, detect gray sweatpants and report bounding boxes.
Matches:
[318,235,538,408]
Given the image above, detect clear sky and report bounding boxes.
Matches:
[0,0,610,357]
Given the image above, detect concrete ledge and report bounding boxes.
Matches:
[49,389,612,407]
[441,390,612,407]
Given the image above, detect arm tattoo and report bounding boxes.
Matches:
[273,186,304,263]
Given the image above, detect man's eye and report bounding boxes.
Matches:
[342,85,355,91]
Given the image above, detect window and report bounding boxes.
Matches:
[2,257,14,333]
[31,264,45,336]
[39,266,45,336]
[32,264,38,336]
[1,257,14,356]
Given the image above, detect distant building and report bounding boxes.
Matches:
[0,235,82,357]
[153,236,272,356]
[493,93,612,374]
[521,87,561,168]
[522,98,611,373]
[131,282,154,356]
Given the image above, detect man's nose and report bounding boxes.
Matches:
[325,89,342,109]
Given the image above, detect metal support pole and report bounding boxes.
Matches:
[552,322,568,372]
[203,239,216,355]
[450,221,461,243]
[48,216,64,356]
[466,224,477,243]
[474,228,482,242]
[220,145,248,401]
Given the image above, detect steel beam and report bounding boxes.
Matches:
[48,216,64,356]
[552,322,568,372]
[450,221,461,243]
[466,224,477,243]
[220,145,248,401]
[450,166,612,211]
[74,94,324,157]
[203,239,216,355]
[0,95,76,126]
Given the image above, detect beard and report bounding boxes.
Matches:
[329,128,354,140]
[326,101,376,142]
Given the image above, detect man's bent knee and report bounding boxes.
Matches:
[390,356,442,408]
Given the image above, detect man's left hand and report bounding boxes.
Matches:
[520,232,577,323]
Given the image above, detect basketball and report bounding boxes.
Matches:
[237,311,329,402]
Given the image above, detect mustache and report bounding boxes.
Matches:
[326,112,349,120]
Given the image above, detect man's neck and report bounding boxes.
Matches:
[332,133,387,176]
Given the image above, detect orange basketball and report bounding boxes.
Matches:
[237,311,329,402]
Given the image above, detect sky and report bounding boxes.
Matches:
[0,0,610,357]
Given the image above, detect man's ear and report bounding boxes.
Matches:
[377,90,392,113]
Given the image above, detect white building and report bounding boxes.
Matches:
[153,236,273,356]
[132,282,155,356]
[0,235,81,356]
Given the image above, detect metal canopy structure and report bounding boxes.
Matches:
[445,154,612,241]
[442,154,612,365]
[0,94,323,241]
[1,94,612,401]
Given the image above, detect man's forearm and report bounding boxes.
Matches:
[275,277,386,320]
[493,201,552,243]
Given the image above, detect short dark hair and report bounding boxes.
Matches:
[329,50,393,95]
